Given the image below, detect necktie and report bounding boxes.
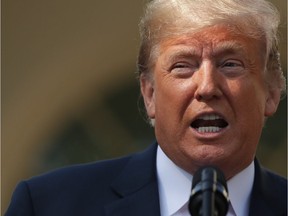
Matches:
[226,202,237,216]
[171,202,190,216]
[171,201,236,216]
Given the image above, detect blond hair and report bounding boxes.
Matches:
[138,0,286,94]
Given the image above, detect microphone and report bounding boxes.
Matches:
[188,166,229,216]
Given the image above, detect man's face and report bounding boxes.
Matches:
[141,25,280,178]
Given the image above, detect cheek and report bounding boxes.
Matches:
[229,78,266,126]
[154,77,195,118]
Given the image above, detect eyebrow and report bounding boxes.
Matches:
[164,40,248,64]
[211,41,247,57]
[166,47,200,63]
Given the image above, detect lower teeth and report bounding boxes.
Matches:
[197,126,221,133]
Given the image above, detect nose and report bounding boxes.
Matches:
[194,63,222,101]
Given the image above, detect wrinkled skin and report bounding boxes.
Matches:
[140,25,280,179]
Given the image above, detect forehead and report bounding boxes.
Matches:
[158,25,265,57]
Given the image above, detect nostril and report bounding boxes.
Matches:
[194,86,223,101]
[195,94,203,101]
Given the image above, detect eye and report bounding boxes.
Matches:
[170,62,198,76]
[220,59,245,77]
[222,60,242,68]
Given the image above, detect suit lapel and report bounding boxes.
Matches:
[249,159,286,216]
[104,147,287,216]
[105,143,161,216]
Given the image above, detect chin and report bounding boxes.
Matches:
[187,145,228,165]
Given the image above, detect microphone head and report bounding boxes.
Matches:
[189,166,229,216]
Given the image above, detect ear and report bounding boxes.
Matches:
[140,74,155,119]
[264,87,281,117]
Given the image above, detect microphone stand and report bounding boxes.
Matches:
[188,166,229,216]
[201,169,216,216]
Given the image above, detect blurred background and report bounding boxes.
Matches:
[2,0,287,214]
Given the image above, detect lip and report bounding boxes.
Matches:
[189,111,229,139]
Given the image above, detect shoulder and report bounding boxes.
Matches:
[6,144,158,215]
[27,143,158,189]
[5,155,134,215]
[259,166,287,194]
[254,159,286,189]
[251,160,287,215]
[256,161,287,187]
[27,154,133,191]
[22,143,158,196]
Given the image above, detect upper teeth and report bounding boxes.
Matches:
[199,114,222,120]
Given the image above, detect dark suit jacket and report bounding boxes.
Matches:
[5,143,287,216]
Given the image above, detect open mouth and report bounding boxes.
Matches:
[191,114,228,133]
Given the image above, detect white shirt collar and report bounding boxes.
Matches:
[227,161,255,216]
[156,145,255,216]
[156,146,192,216]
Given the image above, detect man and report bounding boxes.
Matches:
[5,0,287,215]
